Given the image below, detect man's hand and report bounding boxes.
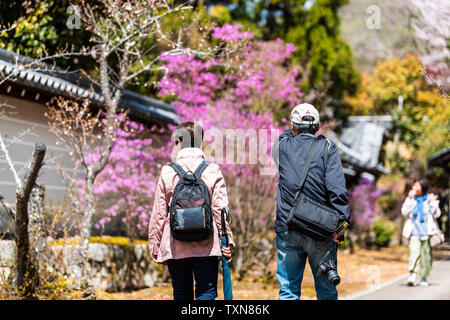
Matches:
[332,229,346,244]
[221,245,233,262]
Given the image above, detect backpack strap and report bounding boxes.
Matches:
[193,160,210,179]
[168,162,187,178]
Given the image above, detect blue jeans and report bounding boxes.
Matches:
[276,230,338,300]
[167,256,219,300]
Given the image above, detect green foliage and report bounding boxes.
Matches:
[286,1,359,96]
[377,193,399,218]
[0,1,58,56]
[209,5,233,23]
[0,1,95,70]
[371,216,397,248]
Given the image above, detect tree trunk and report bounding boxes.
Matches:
[29,185,46,247]
[15,143,46,299]
[29,184,49,284]
[73,175,96,288]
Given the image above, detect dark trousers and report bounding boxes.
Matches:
[167,256,219,300]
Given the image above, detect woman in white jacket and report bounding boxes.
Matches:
[401,179,441,287]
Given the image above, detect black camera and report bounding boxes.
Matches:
[316,242,340,286]
[315,221,348,286]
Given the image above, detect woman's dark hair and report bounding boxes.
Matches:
[172,122,204,148]
[415,178,429,195]
[404,181,413,196]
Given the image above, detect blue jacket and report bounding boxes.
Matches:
[272,129,350,233]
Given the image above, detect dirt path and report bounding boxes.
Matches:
[346,256,450,300]
[109,245,450,300]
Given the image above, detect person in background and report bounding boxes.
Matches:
[401,178,441,287]
[148,122,234,300]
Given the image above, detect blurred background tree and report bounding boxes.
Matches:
[345,54,450,176]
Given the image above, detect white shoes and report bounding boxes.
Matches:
[407,273,416,286]
[407,273,430,287]
[420,278,429,287]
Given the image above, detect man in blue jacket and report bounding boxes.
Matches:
[272,103,350,300]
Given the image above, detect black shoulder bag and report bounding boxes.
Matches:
[286,138,340,241]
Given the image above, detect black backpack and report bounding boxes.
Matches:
[168,160,214,242]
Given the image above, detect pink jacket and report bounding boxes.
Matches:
[148,147,235,264]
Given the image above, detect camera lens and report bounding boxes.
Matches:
[327,270,340,286]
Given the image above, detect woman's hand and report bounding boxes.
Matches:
[221,245,233,262]
[408,189,417,199]
[428,193,438,202]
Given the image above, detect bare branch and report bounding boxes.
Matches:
[0,101,17,118]
[422,65,450,99]
[5,126,38,149]
[18,143,46,199]
[0,193,15,219]
[0,131,22,189]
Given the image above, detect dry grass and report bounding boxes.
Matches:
[107,245,450,300]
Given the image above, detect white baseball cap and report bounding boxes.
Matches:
[290,103,320,124]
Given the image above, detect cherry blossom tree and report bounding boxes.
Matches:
[92,120,168,239]
[94,24,304,276]
[348,178,387,232]
[410,0,450,95]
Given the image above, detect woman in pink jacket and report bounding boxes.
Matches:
[148,122,234,300]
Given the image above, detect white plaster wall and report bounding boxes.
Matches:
[0,94,81,228]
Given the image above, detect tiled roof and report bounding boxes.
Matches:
[330,115,392,175]
[0,48,178,125]
[428,147,450,168]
